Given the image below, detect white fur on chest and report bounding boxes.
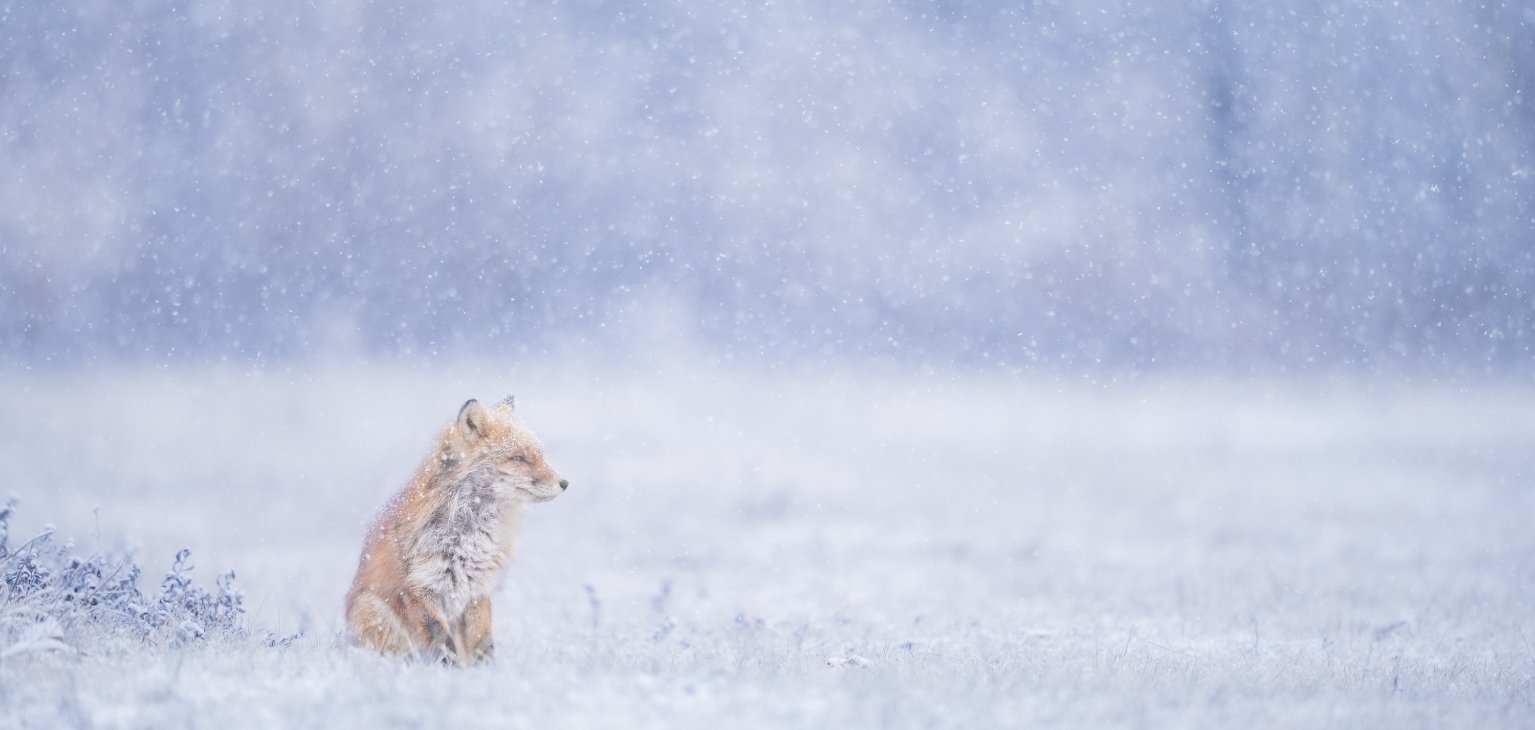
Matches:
[405,468,525,619]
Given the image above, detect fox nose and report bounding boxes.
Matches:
[559,479,569,491]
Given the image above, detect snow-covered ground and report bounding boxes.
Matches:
[2,363,1533,728]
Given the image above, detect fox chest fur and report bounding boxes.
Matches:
[403,465,526,618]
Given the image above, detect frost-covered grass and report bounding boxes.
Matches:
[0,508,247,651]
[1,363,1533,728]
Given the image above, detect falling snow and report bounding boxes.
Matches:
[2,2,1533,728]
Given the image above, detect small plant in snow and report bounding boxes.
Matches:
[0,500,246,656]
[156,548,244,638]
[0,497,11,557]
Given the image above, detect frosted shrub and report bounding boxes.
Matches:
[156,548,244,638]
[0,500,245,655]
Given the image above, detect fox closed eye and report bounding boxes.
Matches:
[510,455,530,464]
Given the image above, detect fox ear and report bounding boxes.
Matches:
[498,395,516,412]
[457,399,488,437]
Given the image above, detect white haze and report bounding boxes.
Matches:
[2,365,1533,727]
[2,2,1533,727]
[2,1,1532,370]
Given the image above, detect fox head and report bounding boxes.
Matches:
[447,396,568,502]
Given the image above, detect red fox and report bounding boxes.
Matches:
[345,396,567,664]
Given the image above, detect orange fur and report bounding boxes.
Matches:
[344,397,565,664]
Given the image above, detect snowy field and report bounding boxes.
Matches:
[1,363,1533,728]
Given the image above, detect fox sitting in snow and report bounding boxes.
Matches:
[345,396,567,664]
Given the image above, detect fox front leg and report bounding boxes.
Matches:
[460,597,495,664]
[406,590,461,664]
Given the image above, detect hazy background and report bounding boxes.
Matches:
[3,0,1531,375]
[4,5,1535,726]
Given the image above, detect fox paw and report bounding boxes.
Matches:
[471,641,495,665]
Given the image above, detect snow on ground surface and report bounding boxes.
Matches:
[1,363,1533,728]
